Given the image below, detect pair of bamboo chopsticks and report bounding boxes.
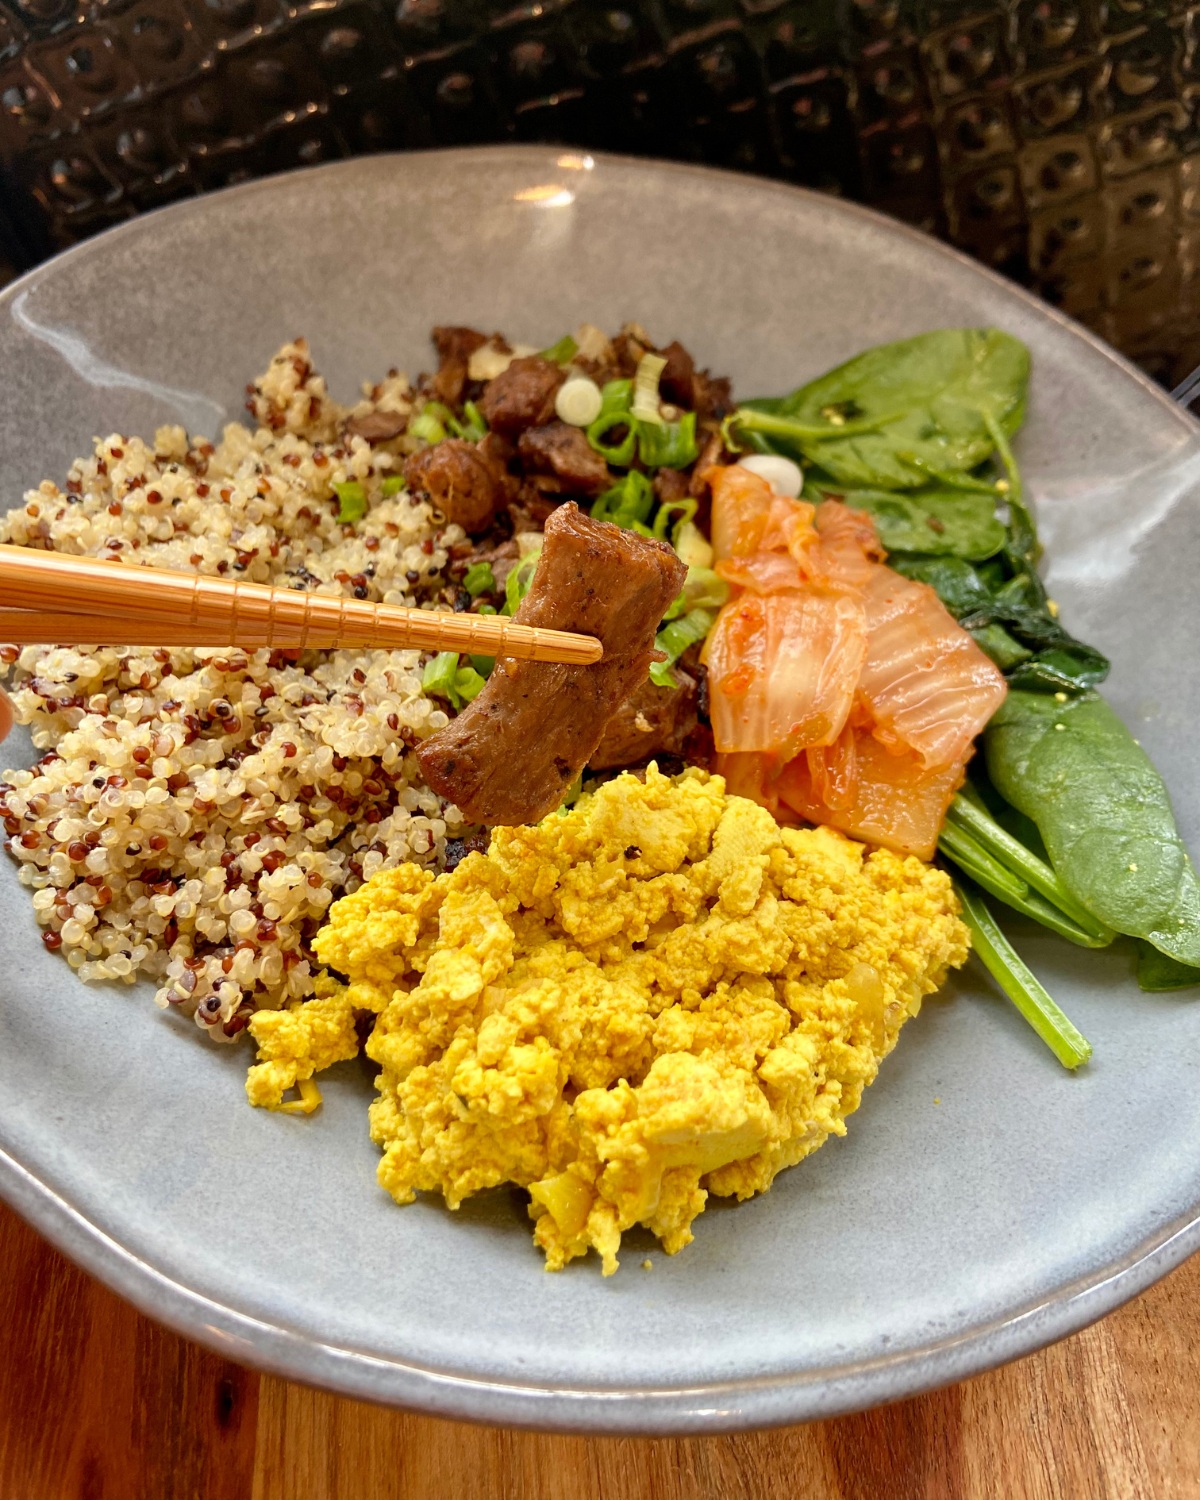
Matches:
[0,545,603,666]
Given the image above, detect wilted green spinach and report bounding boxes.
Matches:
[985,692,1200,970]
[737,328,1030,489]
[804,475,1006,560]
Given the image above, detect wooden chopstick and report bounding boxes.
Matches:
[0,610,356,648]
[0,546,602,665]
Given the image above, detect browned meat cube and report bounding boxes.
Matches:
[653,466,690,505]
[692,368,734,421]
[417,503,686,825]
[589,666,699,771]
[477,357,563,437]
[431,327,492,405]
[517,422,611,496]
[432,326,489,364]
[658,340,696,407]
[404,439,502,535]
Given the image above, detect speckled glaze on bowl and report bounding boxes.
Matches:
[0,149,1198,1435]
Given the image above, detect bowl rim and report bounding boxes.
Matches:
[1,143,1197,1434]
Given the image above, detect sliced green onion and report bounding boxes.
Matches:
[409,405,448,445]
[631,352,667,425]
[380,475,406,498]
[503,550,542,616]
[556,376,604,427]
[639,412,699,470]
[447,402,486,441]
[586,380,637,466]
[674,519,714,570]
[540,334,578,366]
[592,471,655,530]
[422,651,462,707]
[469,652,494,677]
[952,877,1091,1070]
[477,603,497,616]
[662,566,729,622]
[652,495,698,542]
[334,480,367,524]
[453,664,487,703]
[462,561,496,597]
[649,607,714,688]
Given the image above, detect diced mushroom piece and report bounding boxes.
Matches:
[417,503,686,825]
[477,356,564,437]
[344,409,408,443]
[517,422,611,496]
[589,667,699,771]
[404,439,503,535]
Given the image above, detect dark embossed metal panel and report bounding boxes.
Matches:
[0,0,1197,380]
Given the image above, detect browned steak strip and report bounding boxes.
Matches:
[477,356,563,437]
[517,422,612,496]
[404,439,502,535]
[417,503,686,825]
[589,666,699,771]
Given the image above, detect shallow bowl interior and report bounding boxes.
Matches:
[0,147,1198,1433]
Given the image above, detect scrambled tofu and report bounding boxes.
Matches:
[247,766,969,1273]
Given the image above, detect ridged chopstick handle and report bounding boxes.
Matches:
[0,546,602,665]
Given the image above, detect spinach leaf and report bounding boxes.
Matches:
[984,691,1200,967]
[1135,941,1200,992]
[968,622,1031,671]
[806,478,1006,560]
[740,328,1030,490]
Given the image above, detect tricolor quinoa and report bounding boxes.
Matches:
[0,340,468,1039]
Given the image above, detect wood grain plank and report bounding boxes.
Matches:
[0,1202,259,1500]
[250,1256,1200,1500]
[7,1186,1200,1500]
[251,1380,845,1500]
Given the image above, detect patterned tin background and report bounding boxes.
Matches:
[0,0,1196,383]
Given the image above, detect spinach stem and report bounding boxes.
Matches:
[982,411,1041,565]
[939,823,1110,948]
[734,406,904,443]
[945,794,1114,944]
[952,878,1092,1069]
[937,821,1029,903]
[892,452,1001,493]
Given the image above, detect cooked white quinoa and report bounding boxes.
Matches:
[0,340,469,1039]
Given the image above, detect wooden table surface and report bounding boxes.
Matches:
[3,1203,1199,1499]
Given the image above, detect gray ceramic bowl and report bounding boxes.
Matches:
[0,149,1198,1434]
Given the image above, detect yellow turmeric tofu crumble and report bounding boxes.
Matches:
[245,765,969,1274]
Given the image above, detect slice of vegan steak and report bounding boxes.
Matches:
[417,503,686,825]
